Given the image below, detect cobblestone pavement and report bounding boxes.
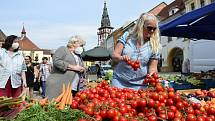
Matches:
[32,91,43,100]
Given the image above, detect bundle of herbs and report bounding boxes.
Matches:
[11,102,91,121]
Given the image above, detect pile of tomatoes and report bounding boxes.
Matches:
[72,80,215,121]
[125,59,140,71]
[142,73,159,87]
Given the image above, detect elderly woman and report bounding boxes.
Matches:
[46,35,86,99]
[112,13,161,90]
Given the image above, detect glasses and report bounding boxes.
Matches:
[146,26,157,32]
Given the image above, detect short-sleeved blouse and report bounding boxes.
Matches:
[112,32,160,90]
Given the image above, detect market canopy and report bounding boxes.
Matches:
[81,46,111,61]
[160,2,215,40]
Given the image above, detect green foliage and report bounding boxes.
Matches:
[104,70,113,80]
[10,103,90,121]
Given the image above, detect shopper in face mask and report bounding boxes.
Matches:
[46,35,86,99]
[0,35,27,98]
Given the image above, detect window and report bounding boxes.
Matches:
[191,3,195,10]
[200,0,205,7]
[169,7,179,16]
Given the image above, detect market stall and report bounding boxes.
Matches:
[1,73,215,121]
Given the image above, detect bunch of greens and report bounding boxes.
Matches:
[10,102,90,121]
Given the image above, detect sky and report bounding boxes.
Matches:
[0,0,173,50]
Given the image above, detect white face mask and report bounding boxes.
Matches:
[12,42,19,50]
[74,47,83,55]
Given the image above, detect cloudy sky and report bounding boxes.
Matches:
[0,0,173,50]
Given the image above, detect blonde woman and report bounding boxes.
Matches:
[112,13,161,90]
[46,35,86,99]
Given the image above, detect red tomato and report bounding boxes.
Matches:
[207,107,215,115]
[167,111,175,119]
[169,106,177,113]
[156,85,164,92]
[153,73,159,79]
[147,99,155,108]
[138,99,147,107]
[71,101,78,109]
[100,110,107,118]
[205,117,213,121]
[85,107,94,116]
[166,99,174,106]
[159,114,167,120]
[151,92,159,100]
[148,115,157,121]
[174,111,182,119]
[168,87,175,92]
[186,107,194,114]
[127,60,131,65]
[131,100,138,108]
[120,107,128,115]
[176,102,184,110]
[186,114,196,121]
[107,109,116,119]
[196,116,205,121]
[168,92,175,99]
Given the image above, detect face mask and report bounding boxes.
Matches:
[12,42,19,50]
[74,47,83,55]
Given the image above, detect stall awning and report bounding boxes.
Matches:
[81,46,111,61]
[160,2,215,40]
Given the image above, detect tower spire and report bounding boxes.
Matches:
[101,1,111,27]
[21,24,26,36]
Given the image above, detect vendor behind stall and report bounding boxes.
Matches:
[111,13,161,90]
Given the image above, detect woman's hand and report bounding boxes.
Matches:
[121,55,130,61]
[22,81,27,88]
[68,64,86,72]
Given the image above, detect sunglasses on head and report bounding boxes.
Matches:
[146,26,157,31]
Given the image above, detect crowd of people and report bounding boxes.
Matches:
[0,13,162,99]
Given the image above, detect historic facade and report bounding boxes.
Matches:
[159,0,215,72]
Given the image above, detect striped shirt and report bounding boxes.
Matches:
[39,63,51,81]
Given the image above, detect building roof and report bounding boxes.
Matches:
[19,36,41,51]
[0,29,6,42]
[148,2,167,16]
[158,0,185,21]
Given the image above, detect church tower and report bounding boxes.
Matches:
[97,1,113,46]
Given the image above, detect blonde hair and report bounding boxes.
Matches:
[129,13,161,53]
[67,35,86,48]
